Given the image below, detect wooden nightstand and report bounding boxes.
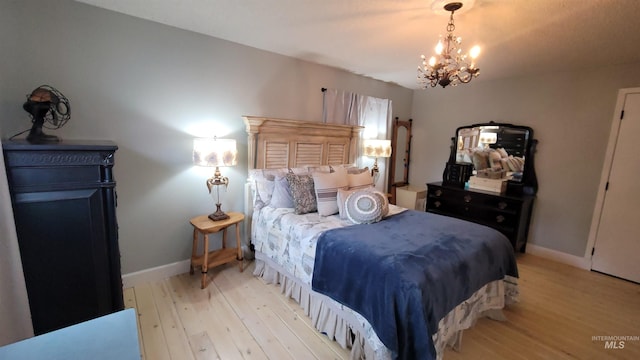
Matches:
[189,212,244,289]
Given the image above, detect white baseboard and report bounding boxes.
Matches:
[526,244,591,270]
[121,245,591,288]
[122,259,191,289]
[121,246,255,289]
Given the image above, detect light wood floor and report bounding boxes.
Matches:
[125,254,640,359]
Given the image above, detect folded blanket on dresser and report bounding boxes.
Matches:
[311,210,518,360]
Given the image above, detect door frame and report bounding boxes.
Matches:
[586,87,640,262]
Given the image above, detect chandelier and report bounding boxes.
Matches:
[417,2,480,88]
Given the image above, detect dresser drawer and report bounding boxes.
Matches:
[428,185,521,213]
[426,182,534,252]
[427,198,518,233]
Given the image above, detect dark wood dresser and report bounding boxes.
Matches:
[426,181,534,252]
[2,140,123,335]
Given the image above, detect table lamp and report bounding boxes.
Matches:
[479,132,497,148]
[193,136,238,221]
[363,139,392,181]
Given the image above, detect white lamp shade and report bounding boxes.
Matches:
[479,132,497,144]
[363,139,392,158]
[193,138,238,167]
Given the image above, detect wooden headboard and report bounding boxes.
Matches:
[242,116,364,251]
[243,116,363,170]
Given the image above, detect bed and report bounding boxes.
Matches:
[243,116,519,360]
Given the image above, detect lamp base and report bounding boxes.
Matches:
[208,203,230,221]
[371,157,380,182]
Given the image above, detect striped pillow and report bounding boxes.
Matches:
[312,167,348,216]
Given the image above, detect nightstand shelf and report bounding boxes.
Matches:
[191,248,239,272]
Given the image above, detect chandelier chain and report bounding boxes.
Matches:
[446,12,456,33]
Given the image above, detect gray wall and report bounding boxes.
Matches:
[0,0,413,274]
[410,66,640,257]
[4,0,639,276]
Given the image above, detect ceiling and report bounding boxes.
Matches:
[74,0,640,89]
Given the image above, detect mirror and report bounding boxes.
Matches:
[394,126,408,181]
[454,122,538,194]
[388,118,412,203]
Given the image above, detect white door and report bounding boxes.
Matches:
[591,91,640,283]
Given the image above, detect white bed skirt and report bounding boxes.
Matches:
[253,253,519,360]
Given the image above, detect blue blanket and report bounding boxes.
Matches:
[311,210,518,360]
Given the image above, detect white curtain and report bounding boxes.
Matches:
[0,139,33,344]
[322,89,393,192]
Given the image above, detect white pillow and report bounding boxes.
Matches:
[268,175,294,208]
[253,178,274,210]
[348,171,374,190]
[337,188,358,219]
[249,168,287,207]
[307,165,332,174]
[313,167,348,216]
[345,190,385,224]
[334,164,370,174]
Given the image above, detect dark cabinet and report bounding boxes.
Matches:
[426,182,534,252]
[2,140,123,335]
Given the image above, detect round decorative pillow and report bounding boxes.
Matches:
[345,189,384,224]
[368,189,389,217]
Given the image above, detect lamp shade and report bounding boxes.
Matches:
[479,132,497,145]
[193,138,238,167]
[363,139,392,158]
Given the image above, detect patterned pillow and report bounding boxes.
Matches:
[286,173,317,214]
[313,167,348,216]
[345,190,385,224]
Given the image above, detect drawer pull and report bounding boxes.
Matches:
[435,189,442,197]
[464,195,472,203]
[498,201,507,210]
[496,215,505,223]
